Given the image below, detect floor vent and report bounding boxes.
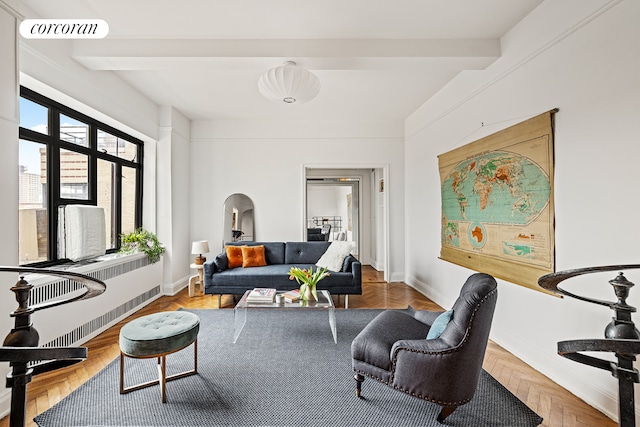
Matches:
[41,285,161,349]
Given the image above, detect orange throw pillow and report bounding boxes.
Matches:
[225,246,244,269]
[241,245,267,268]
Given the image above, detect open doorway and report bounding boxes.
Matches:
[304,167,387,279]
[306,178,359,255]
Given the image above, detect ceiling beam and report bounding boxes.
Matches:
[71,38,500,71]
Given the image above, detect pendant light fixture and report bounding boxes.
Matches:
[258,61,320,104]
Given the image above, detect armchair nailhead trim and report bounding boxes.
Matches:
[354,368,470,406]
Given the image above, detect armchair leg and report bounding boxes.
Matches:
[354,374,364,398]
[437,405,457,423]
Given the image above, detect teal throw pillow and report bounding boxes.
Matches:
[426,309,453,340]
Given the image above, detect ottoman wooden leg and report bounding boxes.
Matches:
[119,352,125,394]
[158,355,167,403]
[119,339,198,402]
[165,339,198,381]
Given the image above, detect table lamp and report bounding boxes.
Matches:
[191,240,210,265]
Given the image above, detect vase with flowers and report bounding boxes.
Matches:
[288,266,330,302]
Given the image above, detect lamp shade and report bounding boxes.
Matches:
[258,61,320,104]
[191,240,209,255]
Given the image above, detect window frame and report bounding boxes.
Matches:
[19,86,144,266]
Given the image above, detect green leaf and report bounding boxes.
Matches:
[118,228,165,263]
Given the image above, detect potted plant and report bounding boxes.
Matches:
[288,266,330,302]
[119,228,165,263]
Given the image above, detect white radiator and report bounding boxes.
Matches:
[26,254,162,349]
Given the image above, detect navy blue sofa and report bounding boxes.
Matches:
[203,241,361,308]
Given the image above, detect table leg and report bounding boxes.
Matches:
[233,304,247,343]
[197,269,204,295]
[328,307,337,344]
[188,276,198,298]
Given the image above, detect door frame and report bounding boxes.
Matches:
[303,164,390,282]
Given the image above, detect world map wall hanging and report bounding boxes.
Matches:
[438,110,557,293]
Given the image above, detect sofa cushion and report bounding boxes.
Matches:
[316,241,355,272]
[226,242,285,265]
[212,264,297,289]
[242,245,267,268]
[285,241,330,264]
[211,263,357,292]
[213,252,228,271]
[226,246,244,269]
[342,254,357,272]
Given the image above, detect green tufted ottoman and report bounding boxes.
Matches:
[119,311,200,403]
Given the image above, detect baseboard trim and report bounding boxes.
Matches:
[389,271,405,283]
[163,275,189,296]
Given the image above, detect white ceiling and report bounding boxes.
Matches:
[23,0,544,122]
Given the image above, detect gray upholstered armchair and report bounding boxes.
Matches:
[351,273,498,423]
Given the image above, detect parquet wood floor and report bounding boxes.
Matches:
[0,266,616,427]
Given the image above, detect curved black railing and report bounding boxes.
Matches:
[539,265,640,427]
[0,267,106,427]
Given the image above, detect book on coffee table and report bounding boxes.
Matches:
[246,288,276,303]
[282,289,300,303]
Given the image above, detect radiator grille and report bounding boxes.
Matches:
[42,286,161,348]
[23,255,158,354]
[29,256,152,305]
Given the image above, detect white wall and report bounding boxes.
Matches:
[307,186,339,222]
[405,0,640,421]
[190,119,404,279]
[157,106,192,294]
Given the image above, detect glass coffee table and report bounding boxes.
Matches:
[233,289,337,344]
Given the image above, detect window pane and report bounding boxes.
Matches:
[19,140,48,264]
[60,114,89,147]
[98,130,138,163]
[97,159,116,249]
[121,166,137,235]
[20,97,49,135]
[60,149,89,200]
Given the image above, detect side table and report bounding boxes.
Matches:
[189,263,204,297]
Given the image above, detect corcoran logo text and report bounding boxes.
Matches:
[20,19,109,39]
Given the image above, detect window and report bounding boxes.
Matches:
[60,114,89,147]
[18,87,143,265]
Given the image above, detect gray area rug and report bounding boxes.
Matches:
[35,308,542,426]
